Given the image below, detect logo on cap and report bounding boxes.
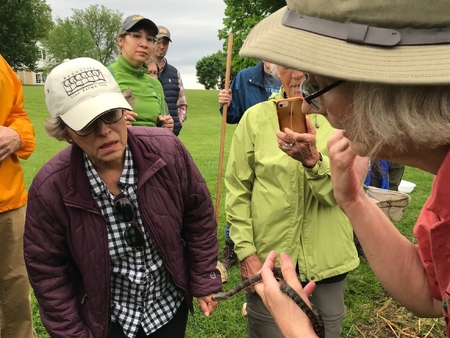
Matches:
[133,15,144,21]
[62,69,106,97]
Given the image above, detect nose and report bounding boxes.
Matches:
[96,119,111,136]
[292,70,305,80]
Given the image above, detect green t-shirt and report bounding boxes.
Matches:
[108,55,165,127]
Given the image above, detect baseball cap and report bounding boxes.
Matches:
[44,57,132,131]
[156,26,172,42]
[240,0,450,85]
[120,15,158,36]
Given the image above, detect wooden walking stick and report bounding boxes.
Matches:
[215,33,233,222]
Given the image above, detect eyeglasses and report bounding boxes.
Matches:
[71,109,124,137]
[126,32,157,45]
[156,38,169,46]
[300,75,345,111]
[114,194,145,248]
[147,70,159,77]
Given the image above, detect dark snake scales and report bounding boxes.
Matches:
[211,267,325,338]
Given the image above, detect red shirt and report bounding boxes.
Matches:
[414,149,450,333]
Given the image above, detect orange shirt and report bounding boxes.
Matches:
[0,55,36,212]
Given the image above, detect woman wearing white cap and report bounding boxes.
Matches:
[108,15,174,131]
[238,0,450,337]
[24,57,221,338]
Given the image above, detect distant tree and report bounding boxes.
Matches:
[0,0,53,70]
[218,0,285,73]
[44,5,122,71]
[196,51,227,90]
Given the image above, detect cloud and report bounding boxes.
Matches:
[46,0,226,89]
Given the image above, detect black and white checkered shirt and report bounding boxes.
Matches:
[84,146,184,338]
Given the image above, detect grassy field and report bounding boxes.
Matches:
[21,85,442,337]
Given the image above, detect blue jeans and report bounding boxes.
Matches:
[225,223,231,241]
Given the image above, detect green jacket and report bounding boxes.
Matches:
[225,90,359,282]
[108,55,165,127]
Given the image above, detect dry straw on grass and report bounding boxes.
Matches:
[352,298,445,338]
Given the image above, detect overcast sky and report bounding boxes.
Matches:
[45,0,227,89]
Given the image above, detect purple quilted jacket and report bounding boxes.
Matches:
[24,127,221,338]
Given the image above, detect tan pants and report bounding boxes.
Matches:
[0,206,36,338]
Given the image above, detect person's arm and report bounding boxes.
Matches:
[176,71,188,123]
[174,139,221,315]
[225,114,263,280]
[0,56,35,161]
[219,75,244,124]
[24,181,94,337]
[327,130,442,317]
[255,251,318,338]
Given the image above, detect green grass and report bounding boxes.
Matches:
[21,85,441,337]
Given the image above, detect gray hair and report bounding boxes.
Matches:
[269,63,279,79]
[351,83,450,155]
[45,117,71,142]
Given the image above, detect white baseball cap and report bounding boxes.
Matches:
[44,57,132,131]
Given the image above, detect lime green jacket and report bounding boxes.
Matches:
[225,91,359,282]
[108,55,165,127]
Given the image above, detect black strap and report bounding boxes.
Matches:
[282,8,450,47]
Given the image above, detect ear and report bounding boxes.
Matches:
[117,36,124,48]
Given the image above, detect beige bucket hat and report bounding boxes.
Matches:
[240,0,450,84]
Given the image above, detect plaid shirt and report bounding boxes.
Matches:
[84,147,183,338]
[159,59,188,122]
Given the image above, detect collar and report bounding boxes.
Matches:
[84,145,136,198]
[118,55,148,77]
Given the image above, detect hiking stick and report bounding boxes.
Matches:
[215,33,233,222]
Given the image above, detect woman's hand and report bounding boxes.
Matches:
[276,118,321,167]
[159,114,174,131]
[254,251,318,338]
[123,110,138,126]
[327,130,369,207]
[218,89,232,106]
[197,294,218,317]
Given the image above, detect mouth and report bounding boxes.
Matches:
[100,141,118,149]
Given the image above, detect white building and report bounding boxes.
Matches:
[16,41,48,85]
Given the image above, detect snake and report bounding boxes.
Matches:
[212,267,325,338]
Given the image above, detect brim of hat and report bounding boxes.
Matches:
[240,7,450,85]
[61,92,132,131]
[156,34,172,42]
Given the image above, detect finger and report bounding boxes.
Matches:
[126,110,138,117]
[260,251,279,289]
[304,117,317,136]
[303,281,316,297]
[278,252,301,287]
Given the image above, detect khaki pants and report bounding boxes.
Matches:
[0,206,36,338]
[246,278,347,338]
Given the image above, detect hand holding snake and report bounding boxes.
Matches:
[212,251,324,338]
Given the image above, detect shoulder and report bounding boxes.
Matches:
[149,76,163,89]
[239,99,276,131]
[128,127,181,152]
[31,146,72,190]
[164,62,178,72]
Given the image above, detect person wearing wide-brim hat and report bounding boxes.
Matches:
[240,0,450,337]
[108,15,174,132]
